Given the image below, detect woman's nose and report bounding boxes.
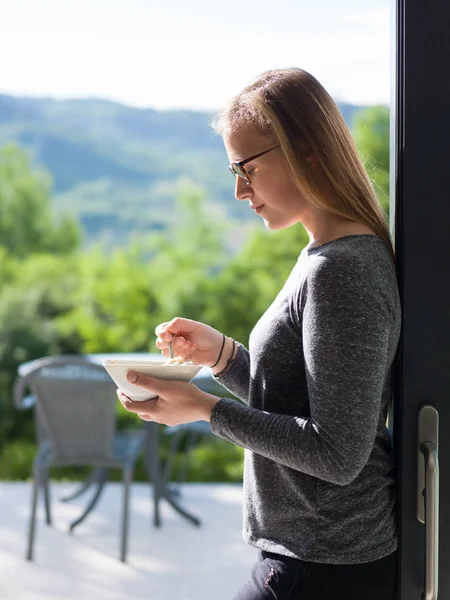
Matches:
[235,176,252,201]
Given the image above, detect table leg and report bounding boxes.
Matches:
[69,467,110,532]
[144,422,201,527]
[60,467,99,502]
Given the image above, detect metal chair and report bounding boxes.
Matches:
[13,384,104,527]
[13,356,144,562]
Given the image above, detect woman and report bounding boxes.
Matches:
[118,68,401,599]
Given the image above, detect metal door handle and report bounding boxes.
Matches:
[421,441,439,600]
[417,406,439,600]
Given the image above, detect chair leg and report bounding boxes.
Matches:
[121,466,132,563]
[27,466,40,561]
[43,469,52,526]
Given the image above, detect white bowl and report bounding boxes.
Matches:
[103,359,202,401]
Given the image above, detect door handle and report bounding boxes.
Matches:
[417,406,439,600]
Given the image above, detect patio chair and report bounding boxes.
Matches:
[14,356,144,563]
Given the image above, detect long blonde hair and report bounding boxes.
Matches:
[211,68,396,268]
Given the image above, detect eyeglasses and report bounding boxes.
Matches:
[228,145,280,185]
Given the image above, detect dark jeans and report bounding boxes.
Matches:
[233,549,398,600]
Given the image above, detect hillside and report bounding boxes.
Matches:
[0,94,365,247]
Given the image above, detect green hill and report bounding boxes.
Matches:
[0,94,365,247]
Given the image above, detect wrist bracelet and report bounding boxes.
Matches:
[210,334,226,368]
[214,339,237,377]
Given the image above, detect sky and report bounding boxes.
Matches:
[0,0,391,111]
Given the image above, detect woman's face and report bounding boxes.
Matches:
[223,126,308,231]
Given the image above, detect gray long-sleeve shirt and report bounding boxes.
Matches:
[210,234,402,564]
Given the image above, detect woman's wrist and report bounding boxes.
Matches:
[197,391,221,422]
[210,333,226,368]
[212,336,236,376]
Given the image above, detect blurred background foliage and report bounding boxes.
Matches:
[0,104,389,481]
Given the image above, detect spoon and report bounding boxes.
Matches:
[168,336,175,360]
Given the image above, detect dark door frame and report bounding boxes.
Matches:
[391,0,450,598]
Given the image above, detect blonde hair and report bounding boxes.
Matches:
[211,68,396,268]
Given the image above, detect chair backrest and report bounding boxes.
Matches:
[23,356,118,463]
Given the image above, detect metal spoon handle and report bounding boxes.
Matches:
[168,337,175,359]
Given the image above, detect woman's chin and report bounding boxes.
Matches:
[263,219,290,231]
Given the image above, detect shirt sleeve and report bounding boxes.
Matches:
[210,255,394,485]
[212,344,251,404]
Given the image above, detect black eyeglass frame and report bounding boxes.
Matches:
[228,145,280,185]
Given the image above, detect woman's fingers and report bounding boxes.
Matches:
[155,318,200,362]
[155,338,167,350]
[155,317,195,338]
[156,336,192,351]
[118,392,158,423]
[156,333,184,350]
[155,321,171,337]
[174,336,189,350]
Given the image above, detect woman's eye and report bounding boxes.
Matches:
[247,168,255,176]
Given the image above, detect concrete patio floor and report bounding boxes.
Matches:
[0,482,257,600]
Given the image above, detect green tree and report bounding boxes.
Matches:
[57,244,160,353]
[0,143,83,445]
[0,143,81,257]
[353,106,390,212]
[202,223,309,343]
[0,252,84,441]
[145,181,228,322]
[56,182,228,354]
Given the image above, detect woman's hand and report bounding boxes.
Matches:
[155,317,228,368]
[117,370,220,425]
